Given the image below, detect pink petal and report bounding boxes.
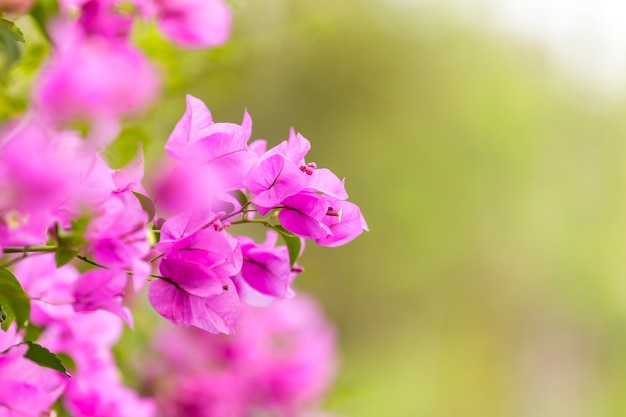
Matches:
[148,278,239,334]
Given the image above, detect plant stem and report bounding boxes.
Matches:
[3,245,57,254]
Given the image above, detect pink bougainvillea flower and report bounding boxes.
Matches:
[37,309,123,365]
[73,268,133,326]
[277,192,331,240]
[64,362,156,417]
[35,308,154,417]
[153,97,257,217]
[152,0,231,48]
[143,293,336,416]
[164,95,257,191]
[149,227,243,333]
[148,277,240,334]
[13,254,78,325]
[154,373,248,417]
[85,192,151,285]
[160,227,242,279]
[78,0,134,40]
[304,167,349,200]
[164,95,216,159]
[232,231,299,307]
[248,153,306,208]
[0,344,67,417]
[34,22,160,137]
[0,120,112,248]
[272,127,312,166]
[157,207,223,252]
[316,198,369,247]
[112,145,147,194]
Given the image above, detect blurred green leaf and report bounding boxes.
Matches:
[0,266,30,331]
[55,218,89,268]
[0,19,23,75]
[0,19,24,43]
[272,225,301,268]
[133,192,156,222]
[29,0,59,41]
[24,341,71,376]
[104,126,149,169]
[230,190,249,207]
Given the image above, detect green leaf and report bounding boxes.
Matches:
[103,125,149,169]
[0,266,30,331]
[0,19,25,42]
[0,19,22,74]
[132,192,156,222]
[29,0,59,41]
[23,341,71,377]
[272,225,302,268]
[55,352,77,373]
[23,322,43,342]
[55,218,89,268]
[230,190,249,207]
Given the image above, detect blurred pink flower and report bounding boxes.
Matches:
[143,294,337,417]
[34,22,160,139]
[232,230,300,306]
[152,0,231,48]
[0,344,67,417]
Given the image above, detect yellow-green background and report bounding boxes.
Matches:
[8,1,626,416]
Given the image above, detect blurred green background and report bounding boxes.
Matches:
[9,0,626,416]
[143,1,626,416]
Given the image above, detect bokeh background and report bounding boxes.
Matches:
[139,1,626,416]
[10,0,626,416]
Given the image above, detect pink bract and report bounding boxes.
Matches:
[0,345,67,417]
[232,231,299,306]
[34,22,160,134]
[154,0,231,48]
[143,294,337,417]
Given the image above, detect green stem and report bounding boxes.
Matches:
[3,246,57,254]
[149,253,164,263]
[76,255,105,269]
[221,201,253,222]
[230,218,272,226]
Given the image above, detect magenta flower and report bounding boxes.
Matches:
[277,192,331,240]
[164,95,257,191]
[148,277,240,334]
[73,268,133,325]
[149,227,243,333]
[304,167,349,200]
[34,22,160,135]
[13,254,78,325]
[315,198,369,247]
[142,294,337,417]
[248,153,306,208]
[152,0,231,48]
[0,344,67,417]
[157,207,223,252]
[35,308,154,417]
[154,373,248,417]
[64,363,155,417]
[232,231,300,306]
[159,227,242,279]
[0,120,111,248]
[77,0,134,40]
[85,192,151,284]
[164,95,216,159]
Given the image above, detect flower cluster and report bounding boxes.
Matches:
[33,0,231,145]
[0,0,366,415]
[148,95,368,333]
[142,295,337,417]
